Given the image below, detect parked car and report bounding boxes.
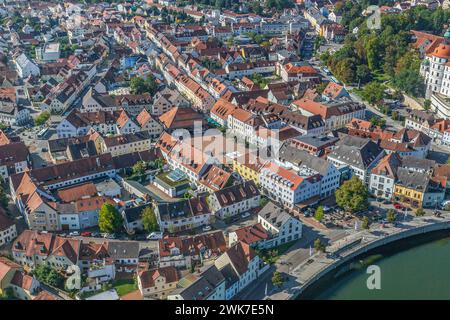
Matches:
[69,231,79,237]
[146,232,163,240]
[382,199,391,205]
[241,212,250,219]
[91,232,101,238]
[106,233,116,239]
[81,232,92,237]
[394,203,404,210]
[202,225,212,232]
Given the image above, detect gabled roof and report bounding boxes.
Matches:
[199,165,232,192]
[232,223,269,245]
[371,153,402,178]
[0,257,21,284]
[210,98,238,121]
[212,181,260,207]
[139,266,179,289]
[329,135,384,170]
[12,230,80,264]
[0,208,15,232]
[222,242,256,276]
[57,182,97,203]
[158,107,204,130]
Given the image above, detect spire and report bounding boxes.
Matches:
[445,27,450,45]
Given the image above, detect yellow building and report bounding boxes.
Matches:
[393,168,445,208]
[393,184,424,208]
[231,153,267,186]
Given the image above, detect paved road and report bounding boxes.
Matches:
[234,225,345,300]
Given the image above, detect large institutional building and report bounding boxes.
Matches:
[420,28,450,118]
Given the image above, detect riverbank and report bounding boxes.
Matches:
[263,213,450,300]
[300,229,450,299]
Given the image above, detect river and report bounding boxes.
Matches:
[309,231,450,300]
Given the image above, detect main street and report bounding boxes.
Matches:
[234,222,349,300]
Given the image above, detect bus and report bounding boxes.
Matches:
[37,127,49,139]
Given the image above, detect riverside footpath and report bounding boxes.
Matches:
[244,212,450,300]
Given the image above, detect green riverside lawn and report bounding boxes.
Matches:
[112,279,136,297]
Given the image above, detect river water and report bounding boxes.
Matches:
[312,233,450,300]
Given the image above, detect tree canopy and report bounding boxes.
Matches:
[141,206,159,232]
[32,264,64,288]
[322,5,450,97]
[130,75,157,95]
[335,176,369,213]
[98,204,123,233]
[34,111,50,127]
[314,206,324,222]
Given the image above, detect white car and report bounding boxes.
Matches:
[202,225,212,232]
[241,212,250,219]
[69,231,79,236]
[147,232,163,240]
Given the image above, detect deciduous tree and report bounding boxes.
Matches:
[98,204,123,233]
[335,176,369,213]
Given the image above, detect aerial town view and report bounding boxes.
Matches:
[1,0,450,307]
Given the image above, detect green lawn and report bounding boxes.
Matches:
[257,240,298,264]
[112,279,136,297]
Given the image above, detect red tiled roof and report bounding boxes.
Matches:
[233,223,269,245]
[139,266,179,289]
[57,182,97,203]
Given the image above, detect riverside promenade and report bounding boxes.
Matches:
[264,212,450,300]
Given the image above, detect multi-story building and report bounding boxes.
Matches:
[208,181,261,219]
[277,144,341,198]
[12,230,80,271]
[214,242,261,300]
[138,266,179,300]
[394,167,445,208]
[260,161,321,207]
[0,142,29,180]
[421,29,450,99]
[292,98,366,131]
[369,153,402,200]
[0,209,17,247]
[327,135,385,184]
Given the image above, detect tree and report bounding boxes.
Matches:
[259,196,269,208]
[314,206,324,222]
[130,75,157,95]
[0,186,8,209]
[386,209,396,223]
[447,156,450,165]
[98,203,123,233]
[415,207,425,217]
[132,161,146,176]
[335,176,369,213]
[356,64,371,85]
[271,271,285,288]
[141,206,159,232]
[34,111,50,126]
[315,82,328,94]
[0,287,14,300]
[423,99,431,111]
[359,82,386,105]
[391,111,399,121]
[314,238,326,253]
[168,224,176,234]
[362,216,370,229]
[32,264,64,288]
